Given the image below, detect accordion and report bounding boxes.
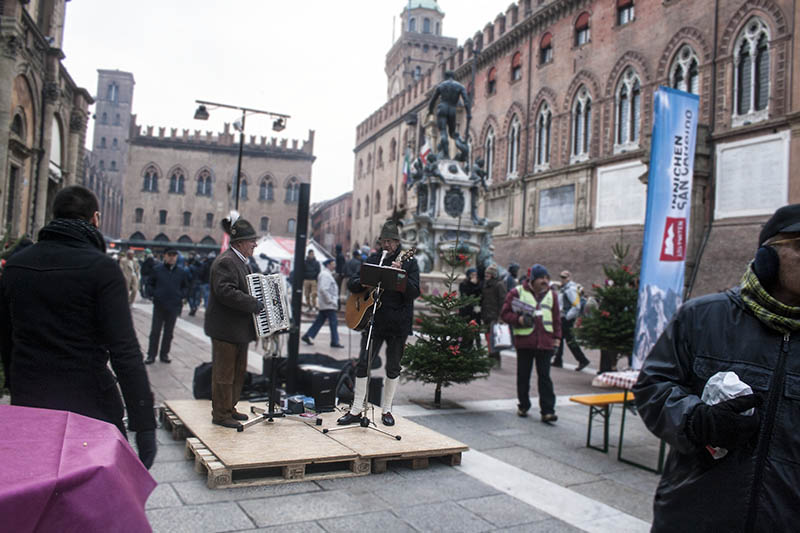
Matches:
[246,273,291,338]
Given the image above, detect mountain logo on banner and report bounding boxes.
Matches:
[660,216,686,261]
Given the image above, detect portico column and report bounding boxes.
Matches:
[32,81,58,234]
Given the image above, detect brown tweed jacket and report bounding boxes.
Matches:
[204,248,259,344]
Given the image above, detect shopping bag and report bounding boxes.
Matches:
[491,323,513,351]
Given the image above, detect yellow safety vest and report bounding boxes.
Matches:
[512,285,554,336]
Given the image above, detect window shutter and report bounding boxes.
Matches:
[488,67,497,82]
[575,12,590,30]
[540,32,552,48]
[617,0,633,7]
[755,36,769,111]
[512,52,522,68]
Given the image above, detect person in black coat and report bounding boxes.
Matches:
[145,248,189,364]
[0,186,157,469]
[303,250,321,310]
[339,221,420,427]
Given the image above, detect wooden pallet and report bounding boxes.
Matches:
[159,406,191,440]
[185,437,370,488]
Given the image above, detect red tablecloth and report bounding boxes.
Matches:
[0,405,156,532]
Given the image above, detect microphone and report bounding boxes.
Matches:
[380,250,388,266]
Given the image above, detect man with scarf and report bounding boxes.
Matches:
[0,186,157,469]
[338,221,420,427]
[633,204,800,531]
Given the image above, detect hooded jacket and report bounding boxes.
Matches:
[633,287,800,532]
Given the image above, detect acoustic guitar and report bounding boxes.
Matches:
[345,248,416,331]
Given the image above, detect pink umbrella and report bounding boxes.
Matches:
[0,405,156,532]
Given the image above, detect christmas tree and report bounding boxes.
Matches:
[575,242,639,357]
[401,248,494,407]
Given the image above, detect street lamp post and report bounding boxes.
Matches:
[193,100,290,211]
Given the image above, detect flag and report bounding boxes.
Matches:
[419,138,431,162]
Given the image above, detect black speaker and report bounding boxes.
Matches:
[297,364,338,413]
[368,377,383,406]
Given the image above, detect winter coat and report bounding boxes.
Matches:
[481,276,507,324]
[500,282,561,351]
[317,268,339,311]
[559,280,582,322]
[633,288,800,532]
[344,257,362,279]
[204,248,260,344]
[348,247,420,337]
[303,257,320,280]
[0,221,155,434]
[147,261,190,315]
[458,278,483,322]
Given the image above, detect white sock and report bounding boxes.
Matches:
[350,377,368,415]
[382,377,399,414]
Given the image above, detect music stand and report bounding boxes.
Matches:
[324,263,404,440]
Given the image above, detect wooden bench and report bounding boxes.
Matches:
[569,392,634,453]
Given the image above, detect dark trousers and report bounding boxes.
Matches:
[147,303,178,359]
[356,332,404,379]
[554,318,589,365]
[305,309,340,345]
[211,339,248,421]
[516,348,556,415]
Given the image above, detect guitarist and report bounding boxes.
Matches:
[338,221,420,427]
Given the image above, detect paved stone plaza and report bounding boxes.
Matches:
[125,300,662,532]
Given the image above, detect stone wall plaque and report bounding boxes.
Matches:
[538,184,575,229]
[596,160,647,227]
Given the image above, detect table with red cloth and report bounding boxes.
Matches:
[0,405,156,532]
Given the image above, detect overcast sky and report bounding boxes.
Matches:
[62,1,512,203]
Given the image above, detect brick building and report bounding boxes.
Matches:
[352,0,800,297]
[310,191,352,254]
[0,0,92,242]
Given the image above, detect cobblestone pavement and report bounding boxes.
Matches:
[12,300,663,532]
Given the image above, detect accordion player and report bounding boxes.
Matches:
[246,273,291,337]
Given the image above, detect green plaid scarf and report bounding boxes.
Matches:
[740,263,800,333]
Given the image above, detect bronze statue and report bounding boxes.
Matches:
[428,71,471,161]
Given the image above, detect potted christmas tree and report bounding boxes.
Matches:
[575,242,639,373]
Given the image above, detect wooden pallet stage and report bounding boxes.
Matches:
[163,399,468,488]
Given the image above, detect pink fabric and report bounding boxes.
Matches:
[593,370,640,390]
[0,405,156,533]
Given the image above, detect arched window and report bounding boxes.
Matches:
[364,195,370,216]
[99,160,104,170]
[110,160,117,171]
[374,190,381,214]
[182,211,191,227]
[484,127,495,183]
[511,52,523,81]
[571,86,592,162]
[112,138,118,149]
[535,102,552,171]
[507,115,521,177]
[200,236,216,245]
[158,210,167,225]
[178,235,192,243]
[358,158,363,178]
[205,213,214,228]
[154,233,169,242]
[113,113,120,126]
[101,112,108,125]
[423,17,431,34]
[287,218,296,234]
[615,68,641,149]
[409,17,416,32]
[100,137,106,149]
[617,0,634,26]
[377,147,384,168]
[260,216,269,232]
[134,208,144,223]
[285,177,300,204]
[575,12,590,46]
[487,67,497,95]
[10,113,24,137]
[143,165,159,192]
[107,83,118,103]
[239,178,248,200]
[259,178,275,201]
[390,138,397,161]
[367,154,372,172]
[670,45,700,95]
[169,169,185,194]
[734,17,770,124]
[387,185,394,210]
[130,231,146,241]
[540,33,553,65]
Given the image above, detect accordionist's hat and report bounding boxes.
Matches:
[221,213,257,242]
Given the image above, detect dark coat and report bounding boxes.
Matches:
[481,276,507,324]
[458,278,483,322]
[303,257,320,280]
[204,248,260,344]
[147,261,189,315]
[0,224,155,433]
[633,288,800,532]
[348,247,420,337]
[344,257,362,278]
[500,282,561,351]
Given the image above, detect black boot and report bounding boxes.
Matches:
[337,412,362,425]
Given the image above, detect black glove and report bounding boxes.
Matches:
[688,394,762,449]
[135,429,157,469]
[520,314,534,327]
[256,299,265,313]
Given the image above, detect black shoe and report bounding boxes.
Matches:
[381,412,395,426]
[231,411,249,421]
[337,412,362,425]
[212,417,241,429]
[160,356,171,364]
[551,359,563,368]
[575,361,590,372]
[331,343,345,348]
[188,309,196,316]
[144,356,156,365]
[302,335,314,346]
[541,413,558,424]
[517,407,529,418]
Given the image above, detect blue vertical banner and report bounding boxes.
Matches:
[632,87,700,370]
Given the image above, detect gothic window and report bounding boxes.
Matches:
[135,208,144,223]
[734,17,770,125]
[113,113,120,125]
[178,235,192,243]
[158,210,167,225]
[99,160,105,170]
[507,115,521,178]
[364,195,370,216]
[670,45,700,95]
[511,52,523,81]
[205,213,214,228]
[617,0,634,26]
[487,67,497,95]
[377,147,384,168]
[615,68,641,150]
[107,83,119,104]
[535,102,552,171]
[423,18,431,34]
[110,161,117,171]
[540,33,553,65]
[182,211,191,227]
[169,169,185,194]
[154,233,169,242]
[130,231,145,241]
[367,153,372,171]
[100,137,106,149]
[390,138,397,161]
[387,185,394,211]
[260,216,269,232]
[409,17,416,32]
[201,236,216,245]
[259,178,274,201]
[484,127,495,183]
[239,179,248,200]
[287,218,296,234]
[112,138,118,149]
[11,114,24,137]
[571,86,592,162]
[285,177,300,204]
[101,112,108,125]
[375,190,381,213]
[358,158,363,178]
[575,12,590,46]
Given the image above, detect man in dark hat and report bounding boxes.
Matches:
[145,246,190,364]
[339,220,420,427]
[633,204,800,531]
[0,185,157,469]
[204,215,263,428]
